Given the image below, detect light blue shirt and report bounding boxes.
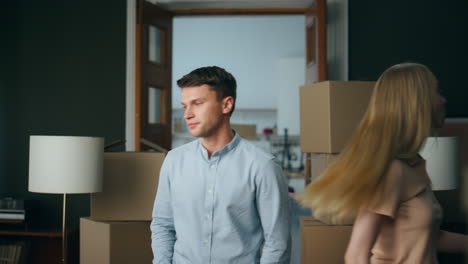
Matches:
[151,131,291,264]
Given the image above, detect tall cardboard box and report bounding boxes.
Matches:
[91,152,165,221]
[300,81,375,153]
[301,216,352,264]
[80,217,152,264]
[311,153,339,182]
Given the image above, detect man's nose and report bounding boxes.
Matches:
[184,107,193,119]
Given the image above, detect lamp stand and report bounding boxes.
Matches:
[62,193,67,264]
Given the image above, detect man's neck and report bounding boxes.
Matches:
[201,125,234,158]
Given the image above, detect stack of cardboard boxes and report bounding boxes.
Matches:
[299,81,375,263]
[300,216,353,263]
[80,152,165,264]
[299,80,375,181]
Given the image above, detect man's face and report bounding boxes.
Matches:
[432,92,447,128]
[181,84,232,138]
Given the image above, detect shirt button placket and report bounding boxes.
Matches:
[205,161,217,262]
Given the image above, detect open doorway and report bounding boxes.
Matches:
[125,0,340,152]
[171,15,306,149]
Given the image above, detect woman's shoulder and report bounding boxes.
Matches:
[387,157,424,178]
[384,159,406,183]
[388,158,428,200]
[383,159,420,190]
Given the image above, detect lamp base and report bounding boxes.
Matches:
[62,193,67,264]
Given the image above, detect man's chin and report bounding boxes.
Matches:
[188,131,199,137]
[188,128,203,138]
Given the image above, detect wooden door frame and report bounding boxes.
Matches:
[125,0,328,151]
[126,0,138,151]
[306,0,327,82]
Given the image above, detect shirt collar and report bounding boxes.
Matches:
[197,130,241,160]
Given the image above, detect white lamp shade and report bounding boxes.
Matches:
[419,137,459,191]
[28,135,104,194]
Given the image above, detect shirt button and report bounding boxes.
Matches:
[210,164,215,169]
[204,240,208,244]
[207,189,212,193]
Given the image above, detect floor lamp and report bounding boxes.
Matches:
[28,135,104,263]
[420,136,459,191]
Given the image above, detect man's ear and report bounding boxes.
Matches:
[222,96,234,115]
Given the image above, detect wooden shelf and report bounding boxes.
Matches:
[0,229,78,264]
[0,219,24,225]
[0,229,62,238]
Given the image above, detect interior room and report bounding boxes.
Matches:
[1,0,467,263]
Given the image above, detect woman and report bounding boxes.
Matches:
[297,63,467,263]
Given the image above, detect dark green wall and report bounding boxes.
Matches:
[349,0,468,117]
[1,0,127,228]
[0,2,18,195]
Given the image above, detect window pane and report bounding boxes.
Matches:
[148,87,162,124]
[149,25,162,64]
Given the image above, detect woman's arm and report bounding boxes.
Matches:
[344,208,386,264]
[437,230,468,253]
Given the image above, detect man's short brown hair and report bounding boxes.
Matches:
[177,66,237,115]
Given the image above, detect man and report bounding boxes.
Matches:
[151,66,291,263]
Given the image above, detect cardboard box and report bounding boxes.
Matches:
[300,81,375,153]
[231,124,257,139]
[91,152,165,221]
[80,217,152,264]
[301,216,352,264]
[311,153,339,182]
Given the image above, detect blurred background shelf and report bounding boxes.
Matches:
[0,228,78,264]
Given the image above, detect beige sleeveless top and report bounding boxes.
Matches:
[369,158,443,264]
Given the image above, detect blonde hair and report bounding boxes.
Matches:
[297,63,438,224]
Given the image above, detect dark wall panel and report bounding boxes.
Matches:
[1,0,127,228]
[349,0,468,117]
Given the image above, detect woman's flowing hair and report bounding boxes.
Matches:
[297,63,438,224]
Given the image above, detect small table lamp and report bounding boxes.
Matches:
[419,136,459,191]
[28,135,104,263]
